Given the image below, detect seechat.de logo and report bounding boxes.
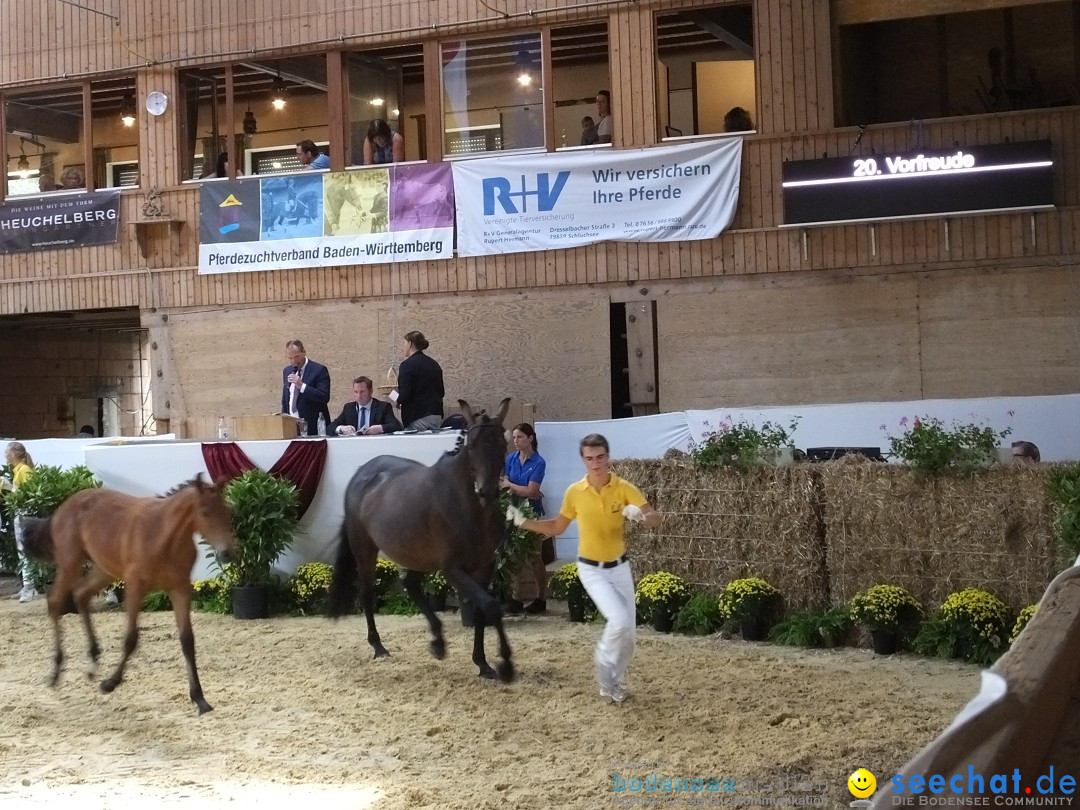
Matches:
[849,768,877,808]
[482,171,570,215]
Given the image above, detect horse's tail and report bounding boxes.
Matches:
[20,516,55,563]
[327,519,358,619]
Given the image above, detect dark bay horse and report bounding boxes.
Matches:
[328,398,514,681]
[21,474,235,714]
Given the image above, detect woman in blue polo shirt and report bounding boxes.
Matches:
[501,423,548,614]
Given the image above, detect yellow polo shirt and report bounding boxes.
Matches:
[559,473,647,563]
[11,462,31,488]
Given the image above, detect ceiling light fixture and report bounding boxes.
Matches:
[120,93,136,127]
[270,72,287,110]
[517,72,532,87]
[370,97,385,107]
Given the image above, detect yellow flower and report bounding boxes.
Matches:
[717,577,781,622]
[849,584,922,633]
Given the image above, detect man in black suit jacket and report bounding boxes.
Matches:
[281,339,331,436]
[330,376,402,436]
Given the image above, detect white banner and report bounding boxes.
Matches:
[199,228,451,274]
[198,164,455,274]
[451,139,743,256]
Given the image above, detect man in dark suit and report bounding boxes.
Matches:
[281,339,331,436]
[330,376,402,436]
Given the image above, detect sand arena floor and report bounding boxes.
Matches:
[0,584,982,809]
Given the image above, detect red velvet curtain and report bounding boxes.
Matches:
[201,439,328,518]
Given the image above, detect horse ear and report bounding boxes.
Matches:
[193,472,206,490]
[493,398,511,425]
[213,474,231,491]
[458,399,475,425]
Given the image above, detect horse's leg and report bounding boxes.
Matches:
[71,567,113,677]
[351,529,388,659]
[45,564,81,686]
[445,567,513,681]
[402,570,445,660]
[101,580,143,694]
[168,585,213,714]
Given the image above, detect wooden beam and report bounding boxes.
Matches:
[82,79,94,191]
[422,41,444,163]
[225,65,236,179]
[833,0,1051,26]
[541,26,555,152]
[326,50,345,170]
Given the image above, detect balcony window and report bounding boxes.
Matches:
[441,32,545,156]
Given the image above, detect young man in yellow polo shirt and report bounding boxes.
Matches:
[507,433,662,703]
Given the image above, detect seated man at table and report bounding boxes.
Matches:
[331,375,402,436]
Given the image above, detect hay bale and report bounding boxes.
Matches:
[613,456,1064,615]
[822,462,1064,613]
[617,458,827,612]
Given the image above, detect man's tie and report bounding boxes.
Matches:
[358,405,368,431]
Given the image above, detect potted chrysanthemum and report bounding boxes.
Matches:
[848,584,923,655]
[914,587,1011,665]
[548,563,598,623]
[718,577,782,641]
[635,571,692,632]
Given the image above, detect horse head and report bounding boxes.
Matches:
[459,398,510,506]
[192,473,236,564]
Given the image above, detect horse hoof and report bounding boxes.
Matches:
[100,678,118,694]
[48,673,60,688]
[478,666,498,680]
[372,649,390,660]
[497,661,515,684]
[429,640,446,660]
[196,701,214,714]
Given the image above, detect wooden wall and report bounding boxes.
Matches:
[154,291,609,436]
[0,327,150,438]
[0,0,1076,434]
[658,264,1080,410]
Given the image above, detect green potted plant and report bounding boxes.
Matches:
[373,557,402,612]
[422,570,453,612]
[288,562,334,616]
[673,591,725,636]
[689,417,800,471]
[848,584,923,655]
[5,464,100,610]
[914,587,1011,666]
[635,571,692,632]
[718,576,782,641]
[883,415,1012,476]
[223,469,299,619]
[548,562,598,623]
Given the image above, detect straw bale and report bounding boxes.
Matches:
[616,458,827,612]
[822,460,1065,613]
[611,456,1065,616]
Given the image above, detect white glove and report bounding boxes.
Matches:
[622,504,645,523]
[506,505,527,527]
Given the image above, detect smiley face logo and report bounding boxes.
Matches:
[848,768,877,799]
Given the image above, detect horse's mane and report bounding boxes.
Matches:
[158,474,206,498]
[441,412,500,459]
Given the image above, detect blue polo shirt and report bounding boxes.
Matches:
[505,451,546,516]
[311,153,330,169]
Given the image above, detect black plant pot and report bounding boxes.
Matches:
[567,597,587,623]
[460,598,475,627]
[740,618,765,641]
[232,585,269,620]
[871,629,899,655]
[428,592,448,612]
[652,609,674,633]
